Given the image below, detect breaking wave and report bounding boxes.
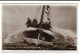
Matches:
[4,29,25,43]
[52,27,77,47]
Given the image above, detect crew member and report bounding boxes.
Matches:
[25,18,31,28]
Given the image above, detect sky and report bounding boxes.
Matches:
[2,4,77,39]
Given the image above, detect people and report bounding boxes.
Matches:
[25,18,52,30]
[32,19,38,27]
[43,22,52,30]
[25,18,31,28]
[47,22,52,30]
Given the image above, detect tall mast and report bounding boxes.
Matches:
[37,5,45,46]
[39,5,45,26]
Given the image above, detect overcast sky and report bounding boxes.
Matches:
[2,4,77,38]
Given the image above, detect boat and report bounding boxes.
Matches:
[23,5,54,47]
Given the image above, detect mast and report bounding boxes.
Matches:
[39,5,45,27]
[37,5,45,46]
[37,5,52,46]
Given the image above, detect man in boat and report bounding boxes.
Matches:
[35,19,38,27]
[43,21,52,30]
[47,22,52,30]
[32,19,38,27]
[25,18,31,28]
[44,22,48,30]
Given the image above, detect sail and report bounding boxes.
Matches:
[43,5,51,23]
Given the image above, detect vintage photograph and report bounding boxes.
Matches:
[2,4,77,50]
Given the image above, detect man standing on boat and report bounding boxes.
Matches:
[32,19,38,27]
[25,18,31,28]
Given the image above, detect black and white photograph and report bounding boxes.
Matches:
[2,4,77,50]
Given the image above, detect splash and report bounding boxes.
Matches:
[52,26,77,47]
[4,29,25,43]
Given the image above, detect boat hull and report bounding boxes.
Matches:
[24,37,53,46]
